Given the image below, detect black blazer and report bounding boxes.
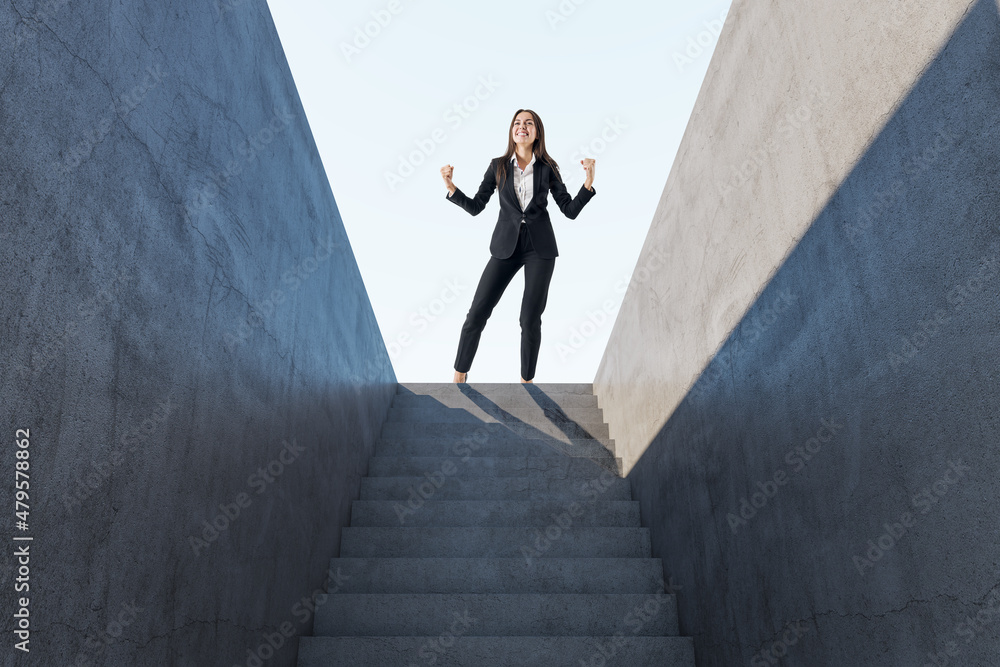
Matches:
[446,156,596,259]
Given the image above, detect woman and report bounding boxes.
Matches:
[441,108,597,384]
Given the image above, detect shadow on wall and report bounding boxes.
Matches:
[628,1,1000,666]
[0,0,396,665]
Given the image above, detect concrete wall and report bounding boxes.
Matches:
[0,1,395,664]
[595,0,1000,665]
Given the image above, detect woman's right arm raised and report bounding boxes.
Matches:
[442,160,497,216]
[441,164,457,197]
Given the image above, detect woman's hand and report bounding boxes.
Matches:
[441,164,456,195]
[581,158,595,191]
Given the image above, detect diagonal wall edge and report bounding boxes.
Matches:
[0,1,395,664]
[594,0,1000,664]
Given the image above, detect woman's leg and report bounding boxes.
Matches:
[518,252,556,382]
[454,254,523,376]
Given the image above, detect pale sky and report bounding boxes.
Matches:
[266,0,731,382]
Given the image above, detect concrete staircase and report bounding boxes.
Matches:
[297,383,696,666]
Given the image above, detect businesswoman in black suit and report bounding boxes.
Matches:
[441,108,597,383]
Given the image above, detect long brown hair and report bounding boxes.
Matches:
[495,109,561,193]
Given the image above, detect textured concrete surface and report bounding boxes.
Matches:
[376,436,616,458]
[314,592,678,637]
[595,0,1000,665]
[350,499,642,526]
[382,416,611,441]
[359,476,633,501]
[340,527,649,557]
[300,383,695,665]
[366,455,625,478]
[298,636,696,666]
[394,387,600,410]
[0,1,394,665]
[327,557,665,593]
[387,405,608,425]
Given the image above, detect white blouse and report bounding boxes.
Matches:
[511,153,535,217]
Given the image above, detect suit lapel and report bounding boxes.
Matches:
[529,159,541,210]
[503,156,520,212]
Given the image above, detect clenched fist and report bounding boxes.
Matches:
[580,158,595,191]
[441,165,456,195]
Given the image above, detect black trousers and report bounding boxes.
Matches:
[454,224,556,381]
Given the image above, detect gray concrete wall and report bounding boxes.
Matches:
[0,0,395,664]
[595,0,1000,665]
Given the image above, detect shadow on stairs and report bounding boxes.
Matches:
[296,383,696,666]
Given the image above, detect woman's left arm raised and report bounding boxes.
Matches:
[549,158,596,219]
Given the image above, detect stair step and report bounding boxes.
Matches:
[359,476,630,501]
[386,405,604,426]
[367,455,622,478]
[327,558,666,594]
[375,437,615,459]
[340,527,651,558]
[398,382,596,396]
[382,419,610,441]
[311,593,679,637]
[298,635,696,666]
[393,391,599,410]
[296,382,695,667]
[351,499,641,527]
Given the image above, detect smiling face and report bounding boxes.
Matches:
[512,111,537,148]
